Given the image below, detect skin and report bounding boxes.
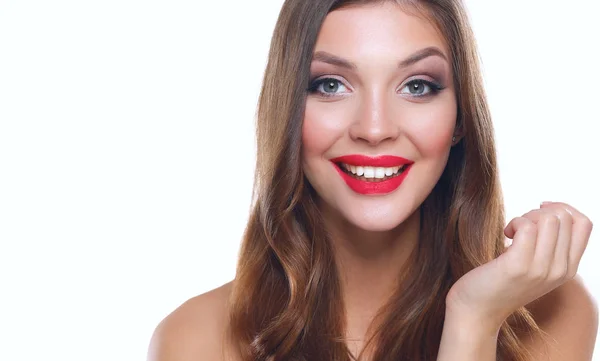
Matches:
[438,201,597,360]
[147,3,598,361]
[302,3,457,354]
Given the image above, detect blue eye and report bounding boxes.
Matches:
[308,78,349,97]
[307,77,444,98]
[399,79,444,97]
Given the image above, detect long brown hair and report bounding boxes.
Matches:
[227,1,547,360]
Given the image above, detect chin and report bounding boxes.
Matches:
[338,202,418,233]
[350,217,405,232]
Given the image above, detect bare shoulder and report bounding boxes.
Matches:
[147,281,238,361]
[524,274,599,360]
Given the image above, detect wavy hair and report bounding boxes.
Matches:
[227,0,548,360]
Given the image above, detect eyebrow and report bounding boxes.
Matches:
[311,46,448,70]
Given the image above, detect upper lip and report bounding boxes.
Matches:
[330,154,414,167]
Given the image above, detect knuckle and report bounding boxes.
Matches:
[567,260,580,277]
[549,266,569,281]
[580,216,593,230]
[521,222,537,235]
[540,213,560,226]
[530,267,549,281]
[555,209,573,223]
[566,267,578,280]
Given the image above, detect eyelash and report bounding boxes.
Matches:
[307,77,445,98]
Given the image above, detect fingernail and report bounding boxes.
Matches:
[540,201,552,206]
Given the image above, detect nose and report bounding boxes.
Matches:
[348,92,401,146]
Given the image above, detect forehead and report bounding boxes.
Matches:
[314,2,449,61]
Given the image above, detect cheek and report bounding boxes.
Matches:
[301,101,348,157]
[406,103,456,156]
[301,117,325,158]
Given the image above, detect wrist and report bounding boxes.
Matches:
[445,290,513,331]
[443,306,502,339]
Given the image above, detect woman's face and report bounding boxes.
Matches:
[302,3,457,231]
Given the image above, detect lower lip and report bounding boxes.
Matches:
[332,163,412,195]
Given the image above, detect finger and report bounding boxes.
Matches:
[505,209,549,237]
[541,202,590,276]
[521,210,561,277]
[503,209,545,246]
[541,201,583,220]
[551,207,573,279]
[503,217,538,265]
[518,208,563,224]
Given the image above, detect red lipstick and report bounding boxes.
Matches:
[330,155,412,167]
[330,155,414,195]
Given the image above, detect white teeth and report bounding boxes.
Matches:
[340,163,405,178]
[340,163,406,179]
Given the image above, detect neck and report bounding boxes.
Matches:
[320,204,421,355]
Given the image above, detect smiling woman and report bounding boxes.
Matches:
[302,6,457,233]
[147,1,597,361]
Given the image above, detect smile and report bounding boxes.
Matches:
[338,163,408,181]
[330,155,414,195]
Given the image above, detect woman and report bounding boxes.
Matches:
[148,0,597,360]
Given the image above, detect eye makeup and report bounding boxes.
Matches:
[307,76,446,99]
[308,50,451,86]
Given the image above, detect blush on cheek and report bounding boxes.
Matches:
[302,103,345,157]
[419,127,453,155]
[409,106,456,156]
[301,118,322,157]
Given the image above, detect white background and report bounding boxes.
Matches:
[0,1,598,360]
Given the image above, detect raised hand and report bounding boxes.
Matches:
[445,202,593,329]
